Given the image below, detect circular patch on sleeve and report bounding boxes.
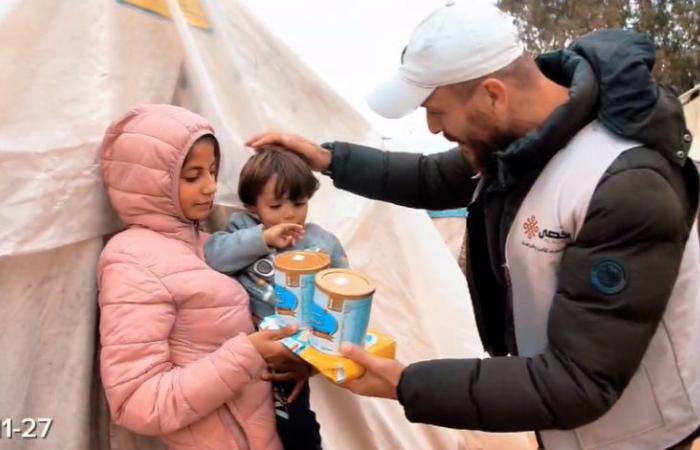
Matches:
[253,258,275,277]
[590,259,628,295]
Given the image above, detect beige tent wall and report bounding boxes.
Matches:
[682,86,700,160]
[0,238,104,449]
[0,0,183,257]
[0,1,182,449]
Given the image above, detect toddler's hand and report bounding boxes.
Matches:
[263,223,305,249]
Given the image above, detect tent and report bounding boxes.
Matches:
[0,1,532,449]
[682,84,700,161]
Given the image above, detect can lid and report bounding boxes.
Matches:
[316,269,375,298]
[274,251,330,274]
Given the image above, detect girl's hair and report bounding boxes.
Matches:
[183,134,220,173]
[238,146,319,206]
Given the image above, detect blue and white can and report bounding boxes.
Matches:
[273,251,330,328]
[310,269,376,356]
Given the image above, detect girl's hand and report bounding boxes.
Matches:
[263,223,305,249]
[248,326,303,369]
[262,362,313,403]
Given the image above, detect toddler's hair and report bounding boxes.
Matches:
[238,146,319,206]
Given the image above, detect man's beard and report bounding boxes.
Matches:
[461,128,518,174]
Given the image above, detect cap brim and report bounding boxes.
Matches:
[366,72,434,119]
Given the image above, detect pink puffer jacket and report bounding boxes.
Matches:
[98,104,282,450]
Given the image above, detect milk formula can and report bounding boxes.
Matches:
[273,251,330,327]
[310,269,375,355]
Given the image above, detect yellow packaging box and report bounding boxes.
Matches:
[260,317,396,384]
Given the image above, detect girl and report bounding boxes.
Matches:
[98,104,300,450]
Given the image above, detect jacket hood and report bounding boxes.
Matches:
[100,104,216,236]
[569,29,692,163]
[493,29,692,191]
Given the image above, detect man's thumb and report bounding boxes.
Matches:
[340,343,372,367]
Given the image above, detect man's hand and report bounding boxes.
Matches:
[339,343,406,400]
[263,223,305,249]
[246,133,331,172]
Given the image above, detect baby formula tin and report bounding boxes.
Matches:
[274,251,330,327]
[310,269,376,356]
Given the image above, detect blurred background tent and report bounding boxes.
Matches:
[682,85,700,161]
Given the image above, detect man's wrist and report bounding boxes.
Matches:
[395,365,409,405]
[320,142,335,176]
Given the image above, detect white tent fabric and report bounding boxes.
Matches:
[431,217,468,262]
[0,238,106,449]
[682,85,700,160]
[237,0,455,156]
[0,0,183,256]
[0,2,184,449]
[0,1,531,449]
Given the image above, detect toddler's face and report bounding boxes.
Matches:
[252,175,309,228]
[179,139,218,221]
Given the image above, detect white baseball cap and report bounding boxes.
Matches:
[367,0,524,119]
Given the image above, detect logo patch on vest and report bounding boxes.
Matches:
[590,259,628,295]
[521,215,572,254]
[523,216,540,239]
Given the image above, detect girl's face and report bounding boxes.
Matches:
[251,175,309,228]
[179,138,218,222]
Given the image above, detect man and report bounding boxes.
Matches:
[249,2,700,449]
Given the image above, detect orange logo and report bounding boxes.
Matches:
[523,216,539,240]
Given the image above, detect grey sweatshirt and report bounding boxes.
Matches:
[205,211,349,319]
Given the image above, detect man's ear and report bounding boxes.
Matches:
[481,78,508,112]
